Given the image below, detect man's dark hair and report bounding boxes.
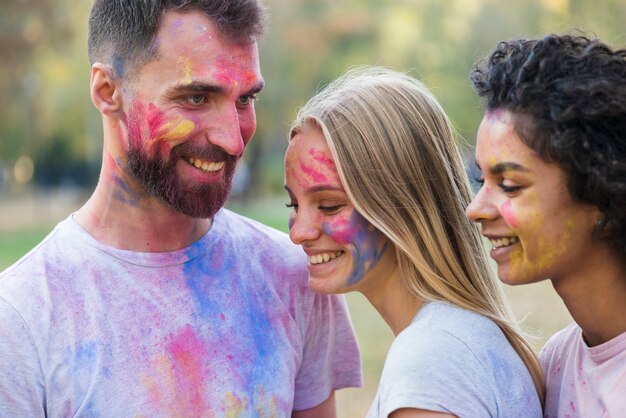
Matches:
[471,33,626,254]
[88,0,266,78]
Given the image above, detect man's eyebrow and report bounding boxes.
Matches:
[164,82,225,96]
[489,162,530,174]
[246,80,265,96]
[164,79,265,96]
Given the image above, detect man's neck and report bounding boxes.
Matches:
[74,173,213,253]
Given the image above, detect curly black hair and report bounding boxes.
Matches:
[471,33,626,255]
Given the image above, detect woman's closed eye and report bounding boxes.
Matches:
[499,179,523,194]
[318,204,343,215]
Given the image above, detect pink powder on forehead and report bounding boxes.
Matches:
[299,161,328,183]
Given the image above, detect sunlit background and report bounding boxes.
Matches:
[1,0,625,416]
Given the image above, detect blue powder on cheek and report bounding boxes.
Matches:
[347,237,387,285]
[323,211,388,285]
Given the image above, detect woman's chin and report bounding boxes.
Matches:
[307,275,351,295]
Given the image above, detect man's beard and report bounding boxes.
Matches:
[126,141,238,218]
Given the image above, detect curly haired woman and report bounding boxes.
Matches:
[468,34,626,417]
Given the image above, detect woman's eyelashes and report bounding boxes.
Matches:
[473,172,522,194]
[498,179,523,194]
[318,204,343,215]
[284,202,344,215]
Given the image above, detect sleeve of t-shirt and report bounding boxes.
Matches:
[378,328,495,417]
[291,293,362,411]
[0,297,46,416]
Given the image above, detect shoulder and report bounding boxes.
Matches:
[215,209,306,273]
[540,322,580,367]
[216,209,300,253]
[398,302,504,349]
[387,303,507,375]
[0,219,73,295]
[378,303,540,417]
[213,209,310,296]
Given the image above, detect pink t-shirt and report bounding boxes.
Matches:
[540,322,626,418]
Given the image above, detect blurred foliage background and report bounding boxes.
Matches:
[0,1,625,416]
[1,0,625,197]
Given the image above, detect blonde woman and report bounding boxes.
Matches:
[284,66,543,417]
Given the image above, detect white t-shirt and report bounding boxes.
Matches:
[0,209,362,417]
[540,322,626,418]
[367,302,541,418]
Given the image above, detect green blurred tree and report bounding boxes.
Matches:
[1,0,624,192]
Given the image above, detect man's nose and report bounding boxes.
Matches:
[207,104,245,156]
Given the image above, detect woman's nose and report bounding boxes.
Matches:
[466,185,498,223]
[288,211,321,245]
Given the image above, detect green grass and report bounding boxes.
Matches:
[0,226,54,270]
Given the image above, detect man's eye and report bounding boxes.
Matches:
[186,95,207,105]
[237,94,257,106]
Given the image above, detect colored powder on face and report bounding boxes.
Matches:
[299,161,328,183]
[323,210,387,285]
[146,104,167,139]
[287,214,295,231]
[157,119,195,142]
[501,200,520,228]
[125,101,147,149]
[311,147,335,166]
[178,56,193,84]
[298,147,339,184]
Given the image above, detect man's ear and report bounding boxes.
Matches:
[90,63,124,116]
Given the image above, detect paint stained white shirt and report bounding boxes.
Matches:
[0,209,362,417]
[367,302,541,418]
[540,322,626,418]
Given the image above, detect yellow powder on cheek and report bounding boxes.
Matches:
[156,119,195,142]
[510,219,574,279]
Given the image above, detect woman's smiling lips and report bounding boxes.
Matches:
[307,250,344,265]
[482,234,520,260]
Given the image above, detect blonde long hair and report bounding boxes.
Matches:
[290,66,545,403]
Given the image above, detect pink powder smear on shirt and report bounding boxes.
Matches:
[164,325,209,411]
